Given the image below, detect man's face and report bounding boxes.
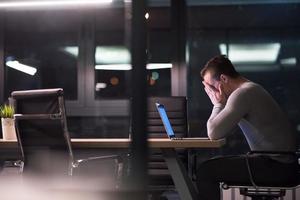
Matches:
[202,71,220,91]
[202,71,230,98]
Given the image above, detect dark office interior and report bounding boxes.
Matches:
[0,0,300,200]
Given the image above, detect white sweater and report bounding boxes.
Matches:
[207,82,297,152]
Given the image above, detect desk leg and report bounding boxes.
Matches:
[161,148,197,200]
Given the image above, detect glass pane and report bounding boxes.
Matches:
[94,7,130,99]
[4,10,80,100]
[68,116,130,138]
[147,30,172,96]
[187,4,300,151]
[94,6,172,99]
[94,45,131,98]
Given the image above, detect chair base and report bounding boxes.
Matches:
[221,182,299,200]
[240,187,285,200]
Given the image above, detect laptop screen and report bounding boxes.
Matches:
[155,103,175,138]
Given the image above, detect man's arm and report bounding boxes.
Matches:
[207,89,249,140]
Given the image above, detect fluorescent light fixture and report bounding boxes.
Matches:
[235,65,280,72]
[95,64,132,71]
[63,46,172,70]
[63,46,131,64]
[95,63,172,70]
[297,124,300,132]
[0,0,112,8]
[62,46,78,57]
[219,44,227,55]
[146,63,172,70]
[95,82,107,91]
[95,46,131,64]
[6,60,37,75]
[219,43,281,64]
[280,57,297,66]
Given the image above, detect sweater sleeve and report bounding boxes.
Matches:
[207,88,249,140]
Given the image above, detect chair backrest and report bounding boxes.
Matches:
[147,97,188,138]
[11,88,73,176]
[146,97,188,188]
[221,151,300,199]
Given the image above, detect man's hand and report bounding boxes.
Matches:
[202,81,226,106]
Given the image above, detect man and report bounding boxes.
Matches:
[197,55,298,200]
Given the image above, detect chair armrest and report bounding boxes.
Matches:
[74,155,123,166]
[14,113,62,120]
[248,151,296,155]
[72,155,124,189]
[2,160,24,174]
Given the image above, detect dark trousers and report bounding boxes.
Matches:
[196,154,298,200]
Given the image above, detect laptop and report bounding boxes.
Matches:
[155,102,205,140]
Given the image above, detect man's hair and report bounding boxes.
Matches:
[200,55,240,80]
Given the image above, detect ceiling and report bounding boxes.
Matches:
[147,0,300,7]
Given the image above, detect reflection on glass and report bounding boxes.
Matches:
[4,11,79,101]
[6,59,37,76]
[93,43,173,98]
[5,43,79,100]
[94,45,131,99]
[62,46,78,58]
[147,69,171,96]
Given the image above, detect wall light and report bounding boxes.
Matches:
[6,60,37,76]
[0,0,112,9]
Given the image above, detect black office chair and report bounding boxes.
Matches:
[11,88,123,187]
[146,96,188,199]
[221,151,300,200]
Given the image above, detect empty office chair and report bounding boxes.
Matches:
[11,88,123,186]
[146,97,188,199]
[221,151,300,200]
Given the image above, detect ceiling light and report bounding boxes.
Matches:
[95,63,172,71]
[0,0,112,8]
[145,12,149,19]
[95,64,132,71]
[63,46,131,64]
[219,43,281,64]
[6,60,37,75]
[280,57,297,66]
[63,46,172,70]
[235,65,280,72]
[146,63,172,70]
[95,46,131,64]
[62,46,78,57]
[95,82,107,91]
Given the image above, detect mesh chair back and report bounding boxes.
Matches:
[11,88,73,176]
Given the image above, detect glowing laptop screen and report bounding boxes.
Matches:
[156,103,175,138]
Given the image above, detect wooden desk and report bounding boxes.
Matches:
[0,138,225,200]
[71,138,225,148]
[0,138,225,149]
